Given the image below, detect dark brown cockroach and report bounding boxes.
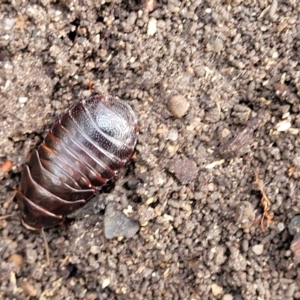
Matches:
[16,94,138,231]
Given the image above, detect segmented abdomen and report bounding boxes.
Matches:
[16,94,138,230]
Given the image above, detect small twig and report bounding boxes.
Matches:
[59,255,70,268]
[255,172,271,206]
[255,172,274,232]
[41,228,51,266]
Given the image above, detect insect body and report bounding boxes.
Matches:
[16,94,138,231]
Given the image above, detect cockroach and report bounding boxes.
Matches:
[16,94,138,231]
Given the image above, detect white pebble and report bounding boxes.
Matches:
[277,222,285,232]
[275,119,291,131]
[147,18,157,36]
[168,128,178,141]
[19,97,28,104]
[82,90,92,97]
[222,295,234,300]
[269,0,278,21]
[252,244,264,255]
[89,245,100,254]
[4,18,15,30]
[102,278,110,288]
[211,283,223,296]
[289,128,299,135]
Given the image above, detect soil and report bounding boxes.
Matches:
[1,0,300,299]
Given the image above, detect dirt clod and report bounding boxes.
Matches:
[168,95,190,118]
[169,158,198,184]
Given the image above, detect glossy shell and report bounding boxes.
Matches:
[16,94,138,230]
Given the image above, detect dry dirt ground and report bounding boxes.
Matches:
[1,0,300,299]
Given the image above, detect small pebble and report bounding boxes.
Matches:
[102,278,110,289]
[277,222,285,232]
[222,294,234,300]
[241,240,249,252]
[211,283,223,296]
[147,18,157,36]
[4,18,15,30]
[104,203,140,239]
[169,158,198,184]
[168,128,178,141]
[269,0,278,21]
[127,12,137,25]
[289,128,299,135]
[207,38,224,53]
[8,253,23,270]
[219,128,231,140]
[286,283,296,297]
[89,245,100,255]
[252,244,264,256]
[143,0,156,12]
[1,160,13,173]
[168,95,190,118]
[18,97,28,103]
[275,119,291,131]
[234,201,256,230]
[21,280,37,297]
[288,215,300,235]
